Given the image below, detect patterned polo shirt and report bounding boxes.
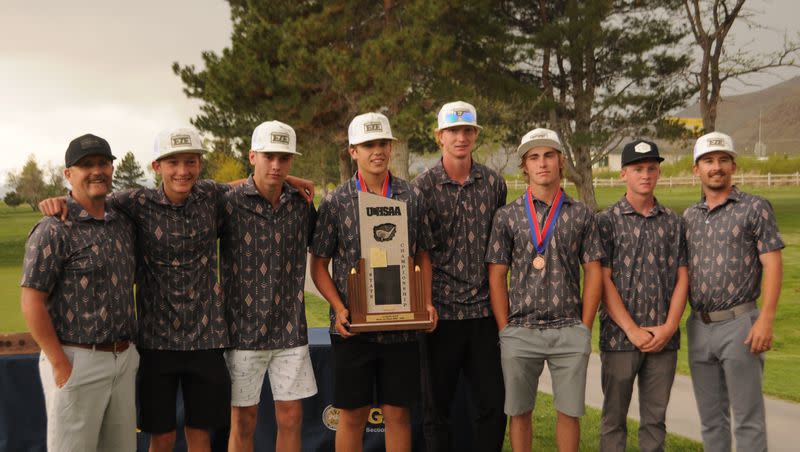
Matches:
[220,177,316,350]
[596,196,687,352]
[108,180,230,351]
[683,186,784,313]
[485,190,603,329]
[310,174,434,344]
[412,160,507,320]
[21,196,136,344]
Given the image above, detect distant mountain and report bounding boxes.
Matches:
[676,76,800,155]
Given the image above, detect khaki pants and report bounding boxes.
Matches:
[39,345,139,452]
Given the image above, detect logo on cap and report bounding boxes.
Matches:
[634,142,651,153]
[171,135,192,147]
[364,122,383,133]
[708,138,725,146]
[79,137,102,149]
[271,132,290,145]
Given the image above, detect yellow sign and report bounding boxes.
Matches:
[667,116,703,130]
[366,313,415,322]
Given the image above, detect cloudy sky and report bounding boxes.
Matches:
[1,0,799,182]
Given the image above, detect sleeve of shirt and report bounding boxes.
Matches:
[497,176,508,209]
[413,187,435,252]
[20,220,65,293]
[596,211,614,268]
[306,202,318,248]
[677,216,689,267]
[310,195,337,258]
[485,208,512,265]
[217,189,234,237]
[106,188,139,217]
[580,210,605,264]
[750,197,785,254]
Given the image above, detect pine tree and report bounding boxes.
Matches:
[113,151,145,190]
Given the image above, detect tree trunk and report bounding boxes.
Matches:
[566,145,598,211]
[338,147,354,183]
[389,140,410,181]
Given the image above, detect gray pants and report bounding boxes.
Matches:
[687,309,767,452]
[39,345,139,452]
[600,350,677,452]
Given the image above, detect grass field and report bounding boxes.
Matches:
[303,293,702,450]
[2,184,798,403]
[499,392,702,451]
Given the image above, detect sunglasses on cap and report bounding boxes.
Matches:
[443,110,476,123]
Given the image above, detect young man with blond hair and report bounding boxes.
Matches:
[413,100,507,452]
[596,139,688,452]
[486,128,603,452]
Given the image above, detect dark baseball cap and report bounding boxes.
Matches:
[65,134,116,167]
[621,139,664,166]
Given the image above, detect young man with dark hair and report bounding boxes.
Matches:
[684,132,783,452]
[310,112,436,452]
[221,120,318,452]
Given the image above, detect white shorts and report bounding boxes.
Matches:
[225,345,318,406]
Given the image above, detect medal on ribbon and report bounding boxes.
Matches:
[356,171,392,198]
[524,187,564,270]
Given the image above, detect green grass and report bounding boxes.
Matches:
[2,186,799,402]
[500,392,702,451]
[302,294,702,449]
[305,292,331,328]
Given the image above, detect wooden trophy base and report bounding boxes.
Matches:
[347,258,432,333]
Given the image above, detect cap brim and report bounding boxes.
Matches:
[622,156,664,166]
[436,122,483,132]
[349,136,397,146]
[694,148,736,162]
[154,149,207,161]
[517,139,563,157]
[252,147,302,156]
[67,151,116,167]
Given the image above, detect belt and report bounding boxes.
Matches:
[62,340,131,355]
[693,301,756,324]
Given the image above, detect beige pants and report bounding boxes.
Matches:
[39,345,139,452]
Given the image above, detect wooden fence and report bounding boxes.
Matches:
[506,173,800,190]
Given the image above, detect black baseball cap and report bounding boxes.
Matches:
[65,134,116,167]
[621,139,664,166]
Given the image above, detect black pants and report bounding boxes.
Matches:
[420,317,507,452]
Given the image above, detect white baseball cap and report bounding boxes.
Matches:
[693,131,736,162]
[436,100,482,131]
[251,120,301,155]
[517,128,564,157]
[348,112,397,146]
[153,127,207,161]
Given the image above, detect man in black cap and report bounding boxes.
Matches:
[596,140,688,451]
[21,134,138,452]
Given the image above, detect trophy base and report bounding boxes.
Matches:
[348,318,433,333]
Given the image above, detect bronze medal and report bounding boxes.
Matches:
[532,255,545,270]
